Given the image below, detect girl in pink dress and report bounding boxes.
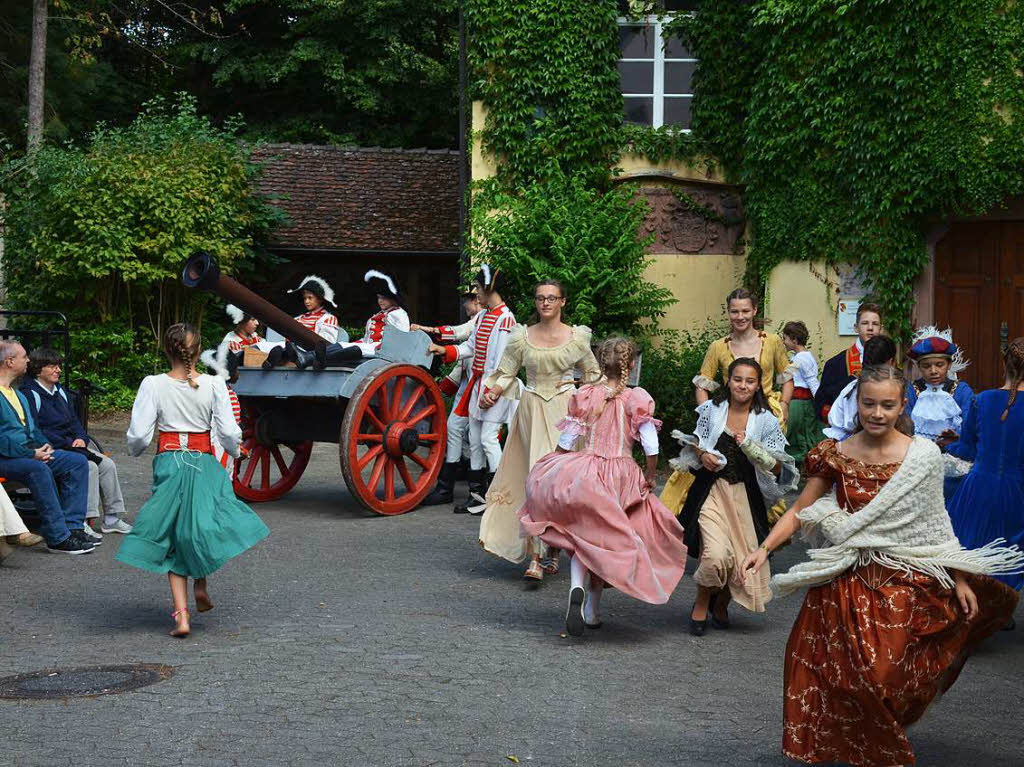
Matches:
[519,338,687,636]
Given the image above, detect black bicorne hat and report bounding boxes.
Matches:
[287,274,337,311]
[364,270,402,305]
[474,263,506,295]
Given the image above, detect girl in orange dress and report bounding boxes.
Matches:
[741,364,1021,767]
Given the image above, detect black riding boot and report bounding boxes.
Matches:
[314,343,364,370]
[453,469,486,514]
[420,461,459,506]
[291,343,318,370]
[262,344,286,370]
[454,455,470,482]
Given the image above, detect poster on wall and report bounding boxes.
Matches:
[836,264,870,336]
[837,299,862,336]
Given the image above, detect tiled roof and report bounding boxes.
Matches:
[251,144,461,252]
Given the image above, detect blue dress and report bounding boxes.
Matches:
[946,389,1024,590]
[905,378,974,503]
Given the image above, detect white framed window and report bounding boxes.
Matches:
[618,15,696,130]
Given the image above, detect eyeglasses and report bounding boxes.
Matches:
[535,295,564,304]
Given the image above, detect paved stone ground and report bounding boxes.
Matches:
[2,420,1023,767]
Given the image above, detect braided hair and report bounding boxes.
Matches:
[596,337,636,401]
[712,357,772,414]
[1002,337,1024,421]
[164,322,202,390]
[855,364,914,436]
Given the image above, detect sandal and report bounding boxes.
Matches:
[523,559,544,581]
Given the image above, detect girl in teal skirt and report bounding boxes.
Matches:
[118,323,269,637]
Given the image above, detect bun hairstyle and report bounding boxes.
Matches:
[855,364,914,436]
[1002,337,1024,421]
[713,356,771,414]
[597,337,636,401]
[164,322,202,389]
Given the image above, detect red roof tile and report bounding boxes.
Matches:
[251,144,461,252]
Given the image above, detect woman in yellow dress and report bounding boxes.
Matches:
[662,288,795,516]
[477,279,601,580]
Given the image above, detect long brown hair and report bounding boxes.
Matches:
[712,357,772,414]
[854,364,914,436]
[596,337,636,401]
[1002,337,1024,421]
[164,323,202,389]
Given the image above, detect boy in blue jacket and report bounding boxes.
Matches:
[22,348,130,536]
[0,341,92,554]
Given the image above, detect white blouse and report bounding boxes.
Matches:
[790,350,820,395]
[126,374,242,458]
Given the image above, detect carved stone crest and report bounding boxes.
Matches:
[636,184,745,255]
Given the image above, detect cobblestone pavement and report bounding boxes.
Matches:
[2,423,1023,767]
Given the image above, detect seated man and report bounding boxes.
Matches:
[0,341,93,554]
[21,348,132,537]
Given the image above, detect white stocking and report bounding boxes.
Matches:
[584,576,604,625]
[569,554,587,592]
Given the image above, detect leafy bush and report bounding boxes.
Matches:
[639,324,727,457]
[0,95,283,412]
[470,165,676,340]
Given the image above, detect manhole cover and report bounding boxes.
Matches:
[0,664,173,700]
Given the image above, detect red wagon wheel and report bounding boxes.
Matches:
[233,403,313,502]
[340,363,446,515]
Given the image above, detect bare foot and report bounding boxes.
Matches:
[170,608,190,638]
[194,580,214,613]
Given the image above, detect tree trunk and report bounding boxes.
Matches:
[27,0,48,151]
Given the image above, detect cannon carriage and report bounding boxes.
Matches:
[182,253,446,515]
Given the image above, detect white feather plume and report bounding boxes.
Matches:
[364,269,398,296]
[480,263,492,288]
[200,336,232,380]
[287,274,334,304]
[910,325,969,378]
[225,304,245,325]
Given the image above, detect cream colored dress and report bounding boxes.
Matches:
[478,325,601,563]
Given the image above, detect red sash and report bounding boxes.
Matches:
[157,431,213,454]
[846,344,862,377]
[792,387,814,401]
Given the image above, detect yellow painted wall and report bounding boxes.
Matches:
[646,254,746,333]
[471,102,498,182]
[617,151,728,186]
[765,260,849,362]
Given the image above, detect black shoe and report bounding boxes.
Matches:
[262,345,285,370]
[689,603,708,636]
[565,586,586,637]
[421,462,458,506]
[72,530,101,547]
[292,344,317,370]
[46,535,94,555]
[454,469,486,514]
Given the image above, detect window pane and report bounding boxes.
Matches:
[663,96,692,129]
[664,34,692,59]
[664,61,697,95]
[623,97,654,126]
[618,61,654,94]
[619,25,654,58]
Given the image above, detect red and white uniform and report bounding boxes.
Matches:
[295,308,340,344]
[440,304,517,424]
[222,330,263,354]
[436,317,478,464]
[212,387,243,476]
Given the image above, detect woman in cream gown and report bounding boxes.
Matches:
[477,280,601,579]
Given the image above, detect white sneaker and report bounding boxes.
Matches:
[101,519,133,534]
[81,524,103,541]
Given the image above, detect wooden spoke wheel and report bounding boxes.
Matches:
[233,403,313,502]
[340,364,446,515]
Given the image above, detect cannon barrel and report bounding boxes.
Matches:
[182,252,327,357]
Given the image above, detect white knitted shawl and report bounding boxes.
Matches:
[772,436,1024,597]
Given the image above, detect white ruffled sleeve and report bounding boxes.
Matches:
[126,376,158,457]
[751,410,799,502]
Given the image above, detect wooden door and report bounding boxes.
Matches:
[934,222,1024,390]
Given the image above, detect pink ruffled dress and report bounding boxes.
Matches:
[518,385,687,604]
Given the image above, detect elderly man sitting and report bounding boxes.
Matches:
[22,348,131,537]
[0,341,93,554]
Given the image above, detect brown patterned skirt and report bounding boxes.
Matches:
[782,563,1017,766]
